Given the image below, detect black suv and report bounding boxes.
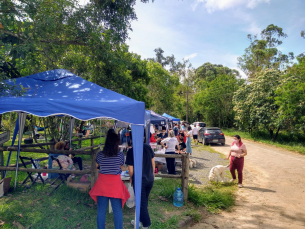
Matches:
[198,127,225,146]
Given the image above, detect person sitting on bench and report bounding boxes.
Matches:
[52,142,73,170]
[64,142,83,170]
[48,141,68,179]
[34,127,44,139]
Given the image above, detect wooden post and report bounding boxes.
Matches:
[91,137,94,149]
[181,153,190,203]
[50,140,55,150]
[90,150,97,188]
[78,137,82,148]
[0,143,4,179]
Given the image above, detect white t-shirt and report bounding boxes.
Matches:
[161,137,179,152]
[187,130,192,137]
[192,127,198,135]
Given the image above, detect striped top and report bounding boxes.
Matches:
[96,151,124,175]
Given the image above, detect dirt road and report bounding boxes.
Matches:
[190,136,305,229]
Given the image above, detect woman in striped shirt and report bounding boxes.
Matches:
[89,130,130,229]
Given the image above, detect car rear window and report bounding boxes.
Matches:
[198,123,206,127]
[206,129,222,134]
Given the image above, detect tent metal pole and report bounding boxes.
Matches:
[4,115,19,178]
[14,113,26,189]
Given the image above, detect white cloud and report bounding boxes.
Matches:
[245,22,262,35]
[192,0,270,12]
[184,53,198,60]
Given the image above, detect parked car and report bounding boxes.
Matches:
[198,127,225,146]
[190,122,206,129]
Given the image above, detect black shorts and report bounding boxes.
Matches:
[193,135,198,140]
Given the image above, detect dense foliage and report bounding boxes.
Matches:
[1,1,304,143]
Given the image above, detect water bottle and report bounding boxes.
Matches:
[173,187,184,207]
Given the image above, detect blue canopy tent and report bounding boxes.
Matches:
[0,69,145,229]
[148,110,167,124]
[162,113,180,122]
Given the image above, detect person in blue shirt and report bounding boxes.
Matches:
[173,123,179,136]
[157,126,168,145]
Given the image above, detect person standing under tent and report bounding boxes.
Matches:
[192,124,199,145]
[186,126,192,155]
[125,135,155,229]
[173,123,179,137]
[181,123,185,131]
[178,129,186,143]
[157,126,168,144]
[120,128,131,146]
[161,130,180,175]
[89,129,130,229]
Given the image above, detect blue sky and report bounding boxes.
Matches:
[126,0,305,77]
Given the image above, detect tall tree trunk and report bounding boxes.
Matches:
[269,129,274,140]
[273,127,280,142]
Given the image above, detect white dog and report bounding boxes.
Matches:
[208,165,230,182]
[189,159,197,168]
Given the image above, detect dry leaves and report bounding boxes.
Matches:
[84,203,93,208]
[158,196,168,202]
[13,221,25,229]
[0,220,5,226]
[62,217,68,221]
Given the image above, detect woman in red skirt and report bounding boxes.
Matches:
[227,135,247,188]
[89,130,130,229]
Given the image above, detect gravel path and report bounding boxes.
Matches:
[188,144,229,186]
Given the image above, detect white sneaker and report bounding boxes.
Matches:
[230,179,236,182]
[131,220,143,227]
[238,183,243,188]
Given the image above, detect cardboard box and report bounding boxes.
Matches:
[0,177,12,197]
[67,178,91,192]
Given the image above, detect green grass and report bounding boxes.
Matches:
[222,128,305,155]
[188,183,236,213]
[0,177,236,229]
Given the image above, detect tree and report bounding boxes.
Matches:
[238,24,294,78]
[233,69,283,141]
[0,0,152,103]
[146,60,179,114]
[195,62,240,83]
[275,56,305,134]
[194,74,242,127]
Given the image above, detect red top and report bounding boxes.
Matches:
[150,134,156,143]
[89,173,130,208]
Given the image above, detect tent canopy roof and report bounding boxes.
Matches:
[0,69,145,124]
[162,113,180,121]
[149,110,170,124]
